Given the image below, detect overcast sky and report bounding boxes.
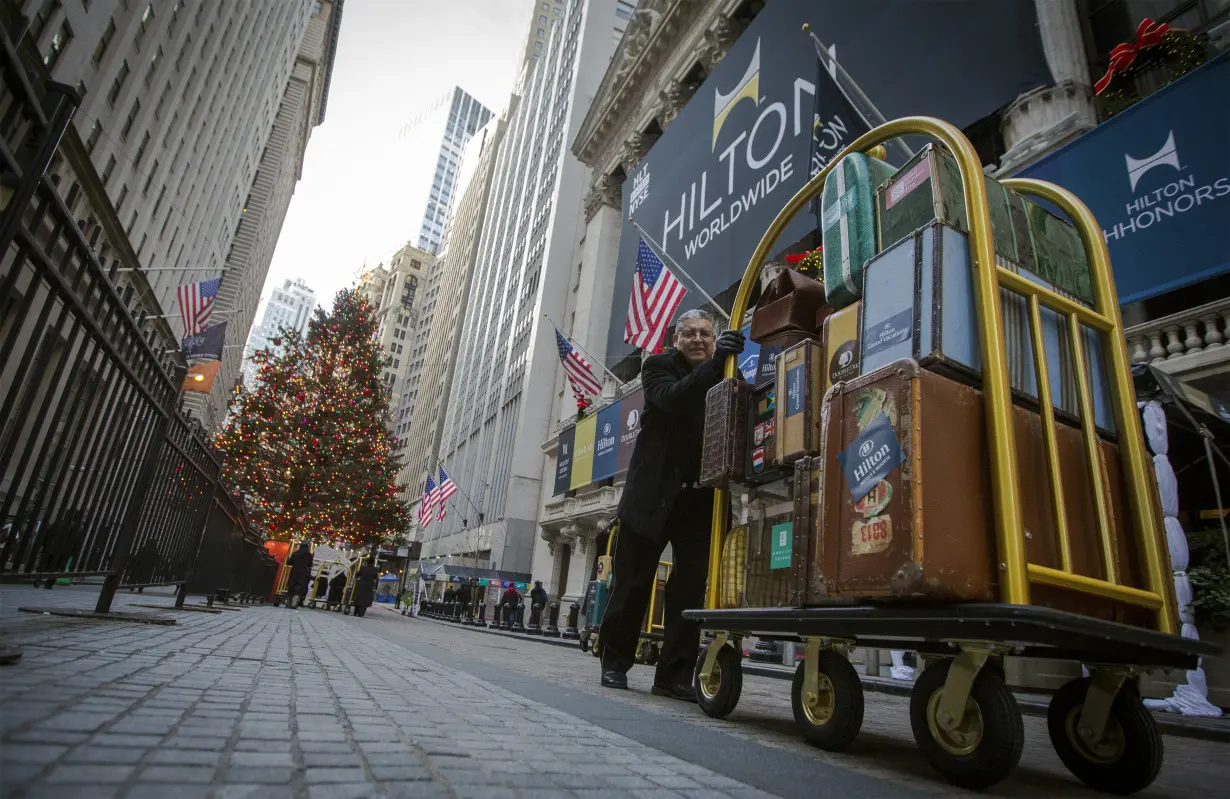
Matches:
[257,0,531,318]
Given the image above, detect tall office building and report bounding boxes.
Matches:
[396,107,514,503]
[242,278,317,387]
[419,0,630,572]
[355,244,434,419]
[414,87,493,255]
[22,0,343,430]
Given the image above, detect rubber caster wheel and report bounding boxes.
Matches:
[791,651,864,751]
[1047,678,1162,795]
[645,643,660,666]
[909,658,1023,790]
[579,634,590,653]
[693,643,742,719]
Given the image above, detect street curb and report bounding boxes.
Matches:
[380,605,1230,743]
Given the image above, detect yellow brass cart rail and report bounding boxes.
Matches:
[705,117,1174,634]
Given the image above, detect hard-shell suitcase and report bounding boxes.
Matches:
[749,269,830,346]
[774,340,825,466]
[700,378,752,488]
[745,381,786,484]
[859,221,1116,435]
[876,143,1092,303]
[812,359,996,603]
[822,152,897,308]
[821,301,861,396]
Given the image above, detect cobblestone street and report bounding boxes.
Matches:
[1,585,1227,798]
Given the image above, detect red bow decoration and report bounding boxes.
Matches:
[784,246,822,265]
[1094,18,1171,95]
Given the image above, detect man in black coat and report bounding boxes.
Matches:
[600,310,744,699]
[286,542,313,609]
[351,557,379,617]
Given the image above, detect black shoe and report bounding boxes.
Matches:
[651,681,697,703]
[601,669,629,689]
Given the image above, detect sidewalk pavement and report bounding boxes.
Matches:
[0,584,777,799]
[401,605,1230,743]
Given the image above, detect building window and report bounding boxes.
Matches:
[135,4,155,48]
[146,45,162,84]
[143,159,159,194]
[86,120,102,153]
[101,155,116,185]
[534,41,542,50]
[43,20,72,68]
[107,59,129,105]
[134,131,150,164]
[115,184,128,213]
[120,98,140,141]
[92,18,116,68]
[176,34,192,71]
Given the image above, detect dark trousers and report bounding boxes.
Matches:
[600,490,711,685]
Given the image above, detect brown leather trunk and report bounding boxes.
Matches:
[812,359,996,603]
[808,358,1163,630]
[700,378,751,488]
[790,456,822,606]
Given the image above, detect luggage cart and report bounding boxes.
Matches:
[579,522,672,666]
[306,558,356,613]
[682,115,1219,794]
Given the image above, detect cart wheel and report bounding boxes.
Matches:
[1047,678,1162,795]
[909,658,1023,790]
[635,639,648,664]
[791,651,864,751]
[645,643,660,666]
[579,634,590,653]
[693,643,742,719]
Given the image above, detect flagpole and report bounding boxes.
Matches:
[542,313,624,384]
[803,24,914,163]
[627,219,731,324]
[433,458,484,519]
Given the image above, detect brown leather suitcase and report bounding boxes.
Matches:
[810,358,1163,630]
[700,378,752,488]
[774,340,825,466]
[812,358,996,603]
[750,269,831,347]
[790,456,822,606]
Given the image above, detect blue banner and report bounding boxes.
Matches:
[592,402,621,481]
[1018,57,1230,304]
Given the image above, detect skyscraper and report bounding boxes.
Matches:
[242,278,317,387]
[22,0,343,431]
[355,243,434,419]
[419,0,630,572]
[415,87,493,255]
[396,106,514,503]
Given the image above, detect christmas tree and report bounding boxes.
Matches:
[216,289,410,547]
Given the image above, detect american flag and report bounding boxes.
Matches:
[177,277,221,336]
[418,474,436,527]
[437,467,458,504]
[554,329,602,399]
[624,238,687,352]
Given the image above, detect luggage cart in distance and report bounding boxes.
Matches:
[579,522,672,666]
[682,115,1220,794]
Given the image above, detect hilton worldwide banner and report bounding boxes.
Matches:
[553,388,644,495]
[606,0,1051,360]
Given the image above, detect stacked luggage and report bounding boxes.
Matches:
[699,144,1160,630]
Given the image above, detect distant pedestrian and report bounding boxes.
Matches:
[285,542,312,609]
[352,557,379,617]
[499,585,521,619]
[530,580,548,609]
[456,580,474,614]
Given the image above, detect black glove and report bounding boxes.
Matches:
[713,329,745,358]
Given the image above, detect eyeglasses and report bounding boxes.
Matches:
[677,327,715,341]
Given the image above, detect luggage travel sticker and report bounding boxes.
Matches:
[853,388,897,429]
[853,479,893,517]
[770,521,792,569]
[836,413,905,503]
[785,364,804,417]
[752,447,765,472]
[885,156,932,209]
[851,515,893,555]
[753,423,765,446]
[829,340,859,384]
[862,308,913,360]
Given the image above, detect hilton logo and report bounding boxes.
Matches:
[1126,130,1180,192]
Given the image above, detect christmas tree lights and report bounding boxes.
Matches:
[215,289,410,547]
